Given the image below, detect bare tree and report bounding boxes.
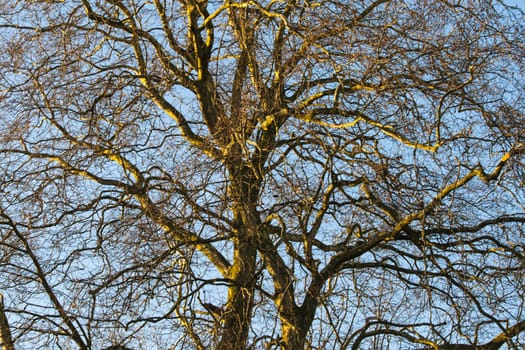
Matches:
[0,0,524,349]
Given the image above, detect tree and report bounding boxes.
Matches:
[0,0,524,348]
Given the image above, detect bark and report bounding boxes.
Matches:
[217,168,259,350]
[0,293,14,350]
[216,237,257,350]
[280,312,311,350]
[278,292,319,349]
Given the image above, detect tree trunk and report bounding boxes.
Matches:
[281,322,307,350]
[279,296,318,349]
[0,293,14,350]
[280,306,320,349]
[216,236,257,350]
[217,171,259,350]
